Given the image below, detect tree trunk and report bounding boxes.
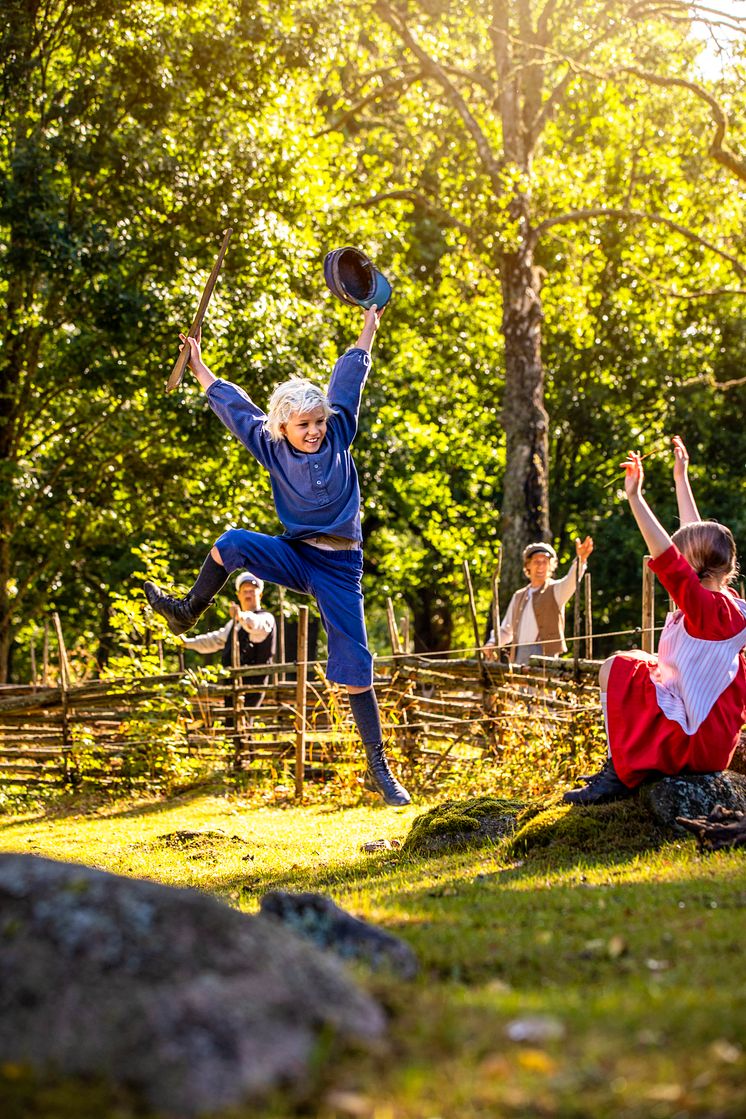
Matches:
[498,205,549,597]
[411,587,453,655]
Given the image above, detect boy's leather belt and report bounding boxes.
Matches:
[304,534,361,551]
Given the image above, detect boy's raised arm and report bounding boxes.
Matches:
[327,305,382,444]
[354,304,382,354]
[672,435,701,526]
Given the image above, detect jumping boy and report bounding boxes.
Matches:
[143,305,411,807]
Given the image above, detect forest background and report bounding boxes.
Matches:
[2,0,746,686]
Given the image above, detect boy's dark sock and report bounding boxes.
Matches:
[190,553,229,604]
[347,687,383,746]
[349,688,411,808]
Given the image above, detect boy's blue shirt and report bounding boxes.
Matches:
[206,347,371,543]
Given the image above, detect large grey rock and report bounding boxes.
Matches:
[259,890,419,979]
[0,854,385,1116]
[645,771,746,833]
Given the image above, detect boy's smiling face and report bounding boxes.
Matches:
[280,406,328,453]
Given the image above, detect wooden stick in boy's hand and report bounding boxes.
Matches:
[166,227,233,393]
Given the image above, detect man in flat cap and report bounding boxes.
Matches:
[484,537,593,666]
[180,571,276,708]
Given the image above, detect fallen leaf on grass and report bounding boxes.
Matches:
[709,1038,742,1063]
[359,838,402,853]
[478,1053,511,1078]
[606,934,627,958]
[323,1089,375,1116]
[645,1083,684,1102]
[506,1015,566,1043]
[517,1048,557,1074]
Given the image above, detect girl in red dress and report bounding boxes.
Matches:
[564,437,746,805]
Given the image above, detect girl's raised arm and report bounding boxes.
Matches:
[623,452,673,559]
[672,435,701,526]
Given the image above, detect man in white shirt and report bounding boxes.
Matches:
[180,571,276,707]
[484,538,593,666]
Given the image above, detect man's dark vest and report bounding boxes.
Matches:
[509,583,565,661]
[220,615,275,669]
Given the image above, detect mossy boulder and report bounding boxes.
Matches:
[402,796,526,856]
[644,771,746,833]
[0,854,384,1117]
[506,798,668,860]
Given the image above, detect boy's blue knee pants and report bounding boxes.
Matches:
[214,529,373,688]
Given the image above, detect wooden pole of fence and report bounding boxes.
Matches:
[30,634,37,691]
[42,619,49,686]
[294,605,309,799]
[52,612,72,783]
[400,612,410,655]
[386,597,402,656]
[642,555,655,653]
[231,611,242,765]
[278,586,286,681]
[462,560,484,665]
[584,572,593,659]
[573,556,581,678]
[492,545,502,649]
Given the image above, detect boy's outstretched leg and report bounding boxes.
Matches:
[144,548,229,636]
[348,686,411,808]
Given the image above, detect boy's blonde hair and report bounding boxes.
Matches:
[671,520,738,584]
[265,376,337,443]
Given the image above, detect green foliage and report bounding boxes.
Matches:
[3,0,746,684]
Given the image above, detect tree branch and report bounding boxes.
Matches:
[354,188,493,263]
[315,70,424,136]
[376,1,505,192]
[621,66,746,183]
[534,207,746,276]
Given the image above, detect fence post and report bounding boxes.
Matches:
[492,544,502,648]
[462,560,484,664]
[573,556,581,678]
[30,633,37,692]
[294,605,309,799]
[386,597,402,657]
[584,571,593,660]
[42,619,50,686]
[642,555,655,653]
[52,612,72,784]
[278,586,286,681]
[231,612,242,769]
[400,612,410,655]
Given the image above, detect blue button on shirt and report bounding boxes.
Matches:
[206,347,371,543]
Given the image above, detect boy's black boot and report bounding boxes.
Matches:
[143,583,211,637]
[363,742,412,808]
[562,758,635,806]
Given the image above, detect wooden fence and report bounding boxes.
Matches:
[1,558,667,797]
[0,654,602,796]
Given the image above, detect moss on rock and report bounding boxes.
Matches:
[506,797,668,860]
[402,796,527,856]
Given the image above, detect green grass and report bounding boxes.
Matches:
[1,782,745,1118]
